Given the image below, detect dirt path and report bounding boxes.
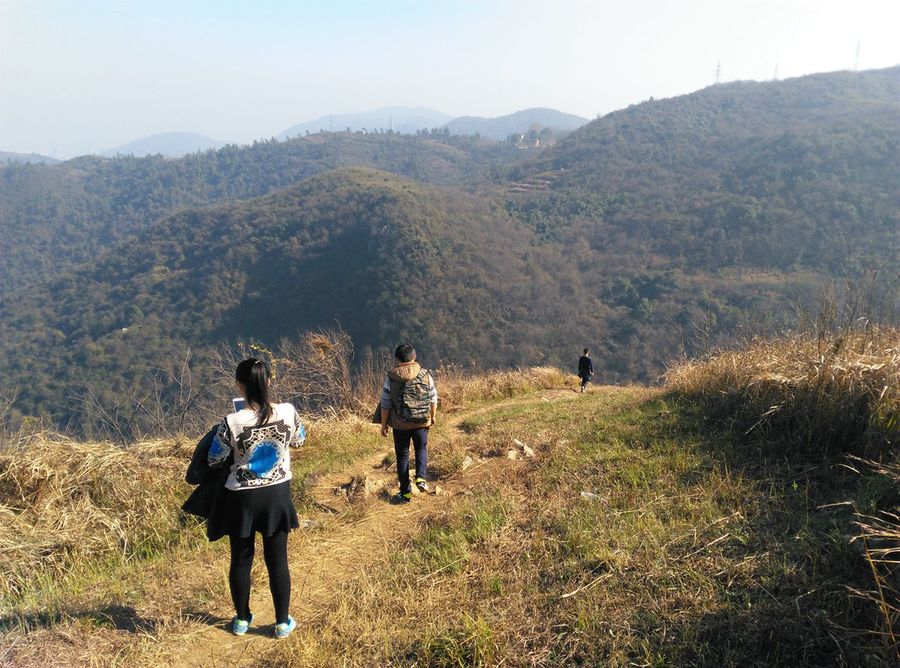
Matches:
[172,389,586,666]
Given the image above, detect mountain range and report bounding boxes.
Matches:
[1,67,897,432]
[5,107,590,161]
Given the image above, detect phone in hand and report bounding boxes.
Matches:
[232,397,246,412]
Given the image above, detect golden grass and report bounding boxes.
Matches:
[664,327,899,454]
[244,381,898,666]
[433,366,574,413]
[0,434,192,605]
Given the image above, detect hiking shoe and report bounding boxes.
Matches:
[415,478,430,493]
[274,616,296,639]
[231,613,252,636]
[392,491,412,504]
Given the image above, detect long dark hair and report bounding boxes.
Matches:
[235,358,273,427]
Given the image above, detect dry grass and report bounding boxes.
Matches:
[433,366,574,414]
[848,457,900,658]
[664,327,899,455]
[0,409,379,612]
[248,383,897,666]
[4,353,896,665]
[0,434,193,606]
[666,328,900,662]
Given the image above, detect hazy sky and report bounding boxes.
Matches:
[2,0,899,158]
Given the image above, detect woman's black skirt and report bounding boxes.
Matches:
[213,481,299,539]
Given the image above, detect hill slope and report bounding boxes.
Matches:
[497,67,900,366]
[2,352,895,666]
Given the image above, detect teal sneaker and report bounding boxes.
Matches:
[415,478,429,493]
[274,615,296,639]
[392,491,412,504]
[231,613,252,636]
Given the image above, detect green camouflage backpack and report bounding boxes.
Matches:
[389,369,432,424]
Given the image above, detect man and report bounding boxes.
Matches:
[578,348,593,393]
[380,344,438,503]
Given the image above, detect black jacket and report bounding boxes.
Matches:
[578,355,593,377]
[182,424,231,541]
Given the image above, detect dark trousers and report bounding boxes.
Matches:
[393,428,428,494]
[580,374,590,390]
[229,531,291,624]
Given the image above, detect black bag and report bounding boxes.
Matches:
[185,424,219,485]
[182,470,227,521]
[182,422,232,541]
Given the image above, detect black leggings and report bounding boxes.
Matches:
[229,531,290,624]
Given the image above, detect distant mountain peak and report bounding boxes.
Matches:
[443,108,589,140]
[278,107,453,139]
[0,151,60,165]
[100,132,229,158]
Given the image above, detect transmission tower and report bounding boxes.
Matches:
[715,61,721,85]
[854,41,861,71]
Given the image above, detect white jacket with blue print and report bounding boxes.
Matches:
[208,402,305,491]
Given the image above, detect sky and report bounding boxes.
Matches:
[2,0,899,158]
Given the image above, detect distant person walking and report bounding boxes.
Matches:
[207,358,306,639]
[379,344,438,503]
[578,348,594,393]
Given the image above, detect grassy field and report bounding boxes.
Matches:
[255,386,897,666]
[0,349,896,666]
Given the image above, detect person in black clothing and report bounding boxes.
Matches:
[578,348,593,393]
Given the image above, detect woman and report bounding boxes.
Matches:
[208,358,306,639]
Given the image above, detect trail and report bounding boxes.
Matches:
[175,388,586,666]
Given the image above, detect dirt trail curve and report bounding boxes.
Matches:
[178,388,582,667]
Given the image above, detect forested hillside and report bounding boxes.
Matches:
[515,66,900,275]
[501,67,900,370]
[0,132,519,300]
[1,68,898,432]
[0,168,597,429]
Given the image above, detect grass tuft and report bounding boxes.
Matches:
[664,327,899,455]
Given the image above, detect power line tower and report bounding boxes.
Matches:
[715,61,721,85]
[854,41,861,71]
[773,63,779,81]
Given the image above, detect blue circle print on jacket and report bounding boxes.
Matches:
[247,441,279,476]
